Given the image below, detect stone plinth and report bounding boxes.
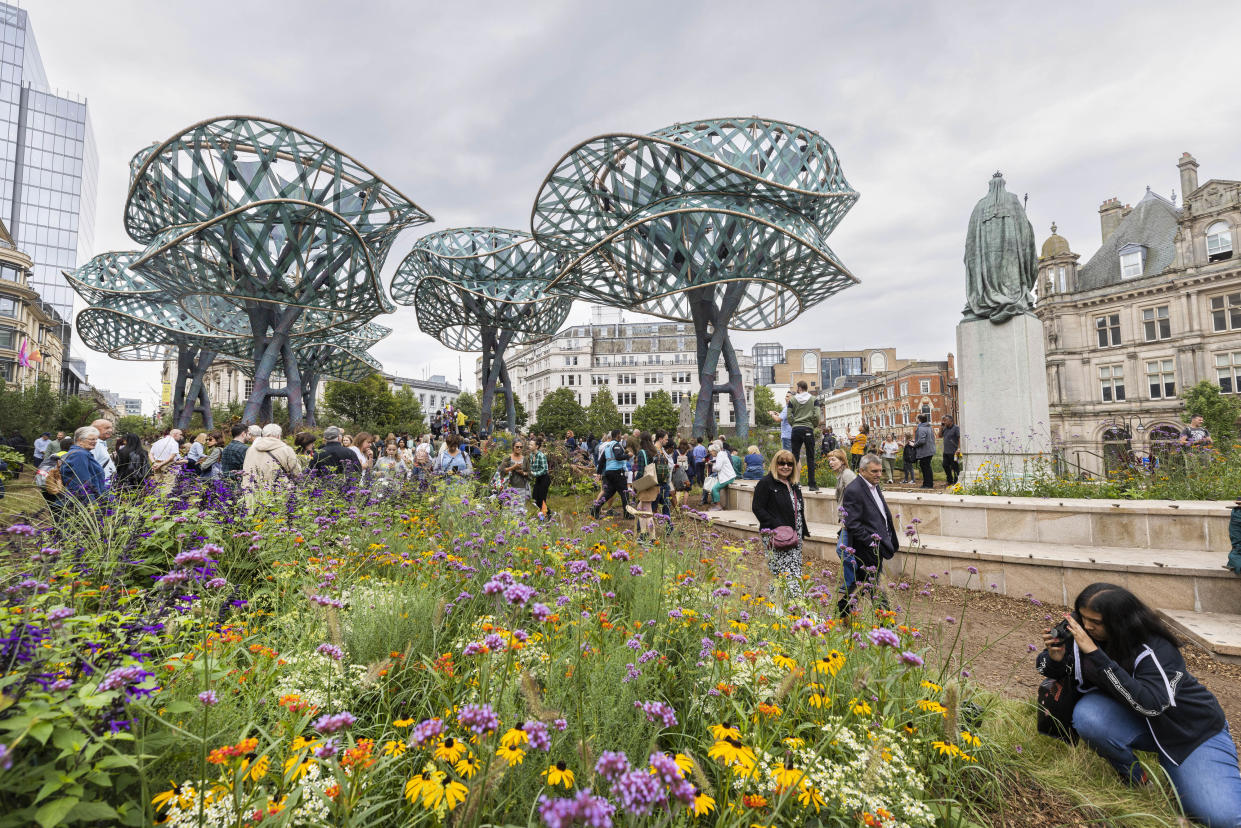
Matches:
[955,313,1052,484]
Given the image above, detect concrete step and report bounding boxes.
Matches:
[696,509,1241,615]
[1158,609,1241,664]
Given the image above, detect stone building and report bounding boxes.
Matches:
[821,386,862,439]
[0,219,62,388]
[1035,152,1241,475]
[382,372,460,417]
[770,347,904,393]
[159,358,459,425]
[495,306,755,428]
[857,356,958,436]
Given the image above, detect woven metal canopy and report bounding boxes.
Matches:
[119,116,432,424]
[532,117,858,331]
[391,227,570,434]
[530,116,859,436]
[392,227,570,351]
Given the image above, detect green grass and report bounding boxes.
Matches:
[0,470,49,523]
[976,695,1194,827]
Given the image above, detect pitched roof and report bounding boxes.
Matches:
[1076,189,1179,291]
[0,219,13,247]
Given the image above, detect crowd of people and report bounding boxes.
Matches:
[18,415,501,513]
[772,382,962,489]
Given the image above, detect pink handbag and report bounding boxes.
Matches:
[771,525,799,550]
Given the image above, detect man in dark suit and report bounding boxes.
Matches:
[838,453,900,615]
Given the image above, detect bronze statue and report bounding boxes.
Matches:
[963,172,1037,324]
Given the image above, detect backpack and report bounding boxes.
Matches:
[611,442,627,462]
[654,451,670,484]
[35,451,66,496]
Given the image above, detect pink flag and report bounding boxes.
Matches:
[16,337,28,368]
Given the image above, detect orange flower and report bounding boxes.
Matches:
[742,794,768,808]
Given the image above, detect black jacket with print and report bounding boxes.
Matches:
[1037,635,1225,765]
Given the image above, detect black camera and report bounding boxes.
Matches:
[1049,617,1075,644]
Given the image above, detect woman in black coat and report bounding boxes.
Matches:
[114,433,151,492]
[751,448,809,598]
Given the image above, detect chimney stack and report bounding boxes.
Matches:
[1099,198,1127,242]
[1178,152,1199,200]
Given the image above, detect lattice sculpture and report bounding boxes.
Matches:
[123,116,432,425]
[214,322,390,427]
[391,228,571,435]
[66,251,239,430]
[532,117,859,438]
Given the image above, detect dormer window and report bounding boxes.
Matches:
[1119,244,1145,279]
[1207,221,1233,263]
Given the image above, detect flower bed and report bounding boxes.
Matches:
[0,476,1003,826]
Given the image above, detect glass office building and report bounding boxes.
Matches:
[752,342,784,385]
[821,355,864,390]
[0,3,96,388]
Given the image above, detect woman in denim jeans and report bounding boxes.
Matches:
[1038,583,1241,827]
[826,449,856,597]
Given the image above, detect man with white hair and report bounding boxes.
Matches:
[60,426,107,502]
[242,422,299,493]
[90,418,116,484]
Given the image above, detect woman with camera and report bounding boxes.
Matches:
[1038,582,1241,827]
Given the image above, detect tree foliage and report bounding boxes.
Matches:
[632,390,678,434]
[753,385,780,424]
[533,388,587,437]
[453,391,479,421]
[0,377,59,442]
[323,373,425,435]
[1180,380,1241,446]
[587,387,623,437]
[390,387,425,432]
[56,395,102,434]
[494,390,528,429]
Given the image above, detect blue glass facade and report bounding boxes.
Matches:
[0,3,96,385]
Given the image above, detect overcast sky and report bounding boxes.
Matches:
[24,0,1241,411]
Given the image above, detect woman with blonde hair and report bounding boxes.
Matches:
[751,448,808,599]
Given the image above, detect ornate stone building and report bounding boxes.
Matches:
[1036,152,1241,475]
[496,306,755,428]
[0,219,62,388]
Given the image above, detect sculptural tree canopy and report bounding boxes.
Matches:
[532,117,859,438]
[391,227,570,436]
[66,250,237,430]
[122,116,432,426]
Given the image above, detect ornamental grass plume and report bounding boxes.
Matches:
[519,670,561,722]
[942,679,961,740]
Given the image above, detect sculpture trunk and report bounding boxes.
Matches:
[478,326,515,435]
[688,281,747,439]
[242,304,302,423]
[499,362,516,434]
[177,347,216,431]
[172,348,191,429]
[301,372,319,427]
[173,346,215,431]
[282,338,304,428]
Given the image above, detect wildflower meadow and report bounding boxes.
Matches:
[0,473,1025,827]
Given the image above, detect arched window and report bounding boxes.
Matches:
[1148,424,1180,461]
[869,352,887,374]
[1101,426,1133,478]
[1207,221,1233,262]
[801,352,818,374]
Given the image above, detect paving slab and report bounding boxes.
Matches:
[1158,609,1241,661]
